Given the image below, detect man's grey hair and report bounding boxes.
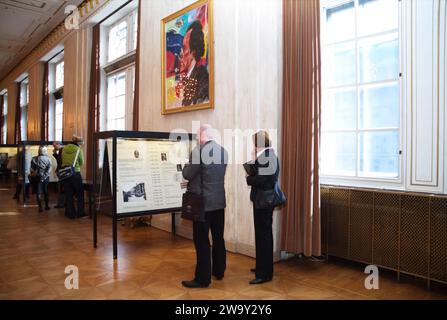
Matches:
[200,124,214,142]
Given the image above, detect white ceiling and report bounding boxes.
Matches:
[0,0,84,81]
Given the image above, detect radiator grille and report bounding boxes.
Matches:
[349,190,373,263]
[321,186,447,285]
[430,198,447,282]
[373,193,399,269]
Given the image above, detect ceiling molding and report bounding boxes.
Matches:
[0,0,111,84]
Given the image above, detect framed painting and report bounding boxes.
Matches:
[161,0,214,114]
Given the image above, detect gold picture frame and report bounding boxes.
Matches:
[161,0,214,115]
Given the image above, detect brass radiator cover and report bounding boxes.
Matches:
[321,186,447,285]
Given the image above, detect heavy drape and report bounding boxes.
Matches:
[281,0,321,257]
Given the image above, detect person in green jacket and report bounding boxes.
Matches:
[61,135,85,219]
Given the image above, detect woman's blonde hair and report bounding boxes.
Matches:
[253,130,271,149]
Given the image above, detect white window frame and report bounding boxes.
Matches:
[54,60,64,91]
[104,65,135,132]
[320,0,405,190]
[20,79,29,142]
[1,92,7,144]
[100,8,138,133]
[48,52,64,142]
[106,10,138,64]
[54,98,63,142]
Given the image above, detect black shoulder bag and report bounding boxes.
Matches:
[181,151,205,222]
[254,182,287,209]
[57,148,80,181]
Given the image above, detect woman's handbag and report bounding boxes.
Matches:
[181,154,205,222]
[57,148,80,181]
[254,182,286,209]
[28,169,41,184]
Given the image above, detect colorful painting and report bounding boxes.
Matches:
[161,0,214,114]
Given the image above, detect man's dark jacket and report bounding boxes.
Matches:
[182,140,228,212]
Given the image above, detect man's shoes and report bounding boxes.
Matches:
[213,275,224,280]
[250,268,256,273]
[249,277,272,285]
[181,280,209,288]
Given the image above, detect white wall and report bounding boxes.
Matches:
[138,0,283,259]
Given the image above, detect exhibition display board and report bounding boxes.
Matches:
[93,131,195,259]
[0,144,18,186]
[0,144,17,172]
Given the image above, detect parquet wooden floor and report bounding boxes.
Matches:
[0,185,446,300]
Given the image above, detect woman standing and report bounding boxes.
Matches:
[30,146,52,212]
[246,130,280,284]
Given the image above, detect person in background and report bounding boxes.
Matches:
[246,130,279,284]
[52,141,65,208]
[30,146,52,212]
[61,135,85,219]
[13,150,29,201]
[181,124,228,288]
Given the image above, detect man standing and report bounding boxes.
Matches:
[61,135,84,219]
[181,124,228,288]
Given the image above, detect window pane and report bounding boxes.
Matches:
[115,95,126,118]
[3,94,7,115]
[358,0,399,37]
[322,88,356,130]
[55,99,63,115]
[21,82,28,106]
[115,118,125,131]
[107,120,115,131]
[107,76,116,94]
[324,2,355,44]
[55,62,64,89]
[108,20,128,62]
[55,130,62,142]
[21,107,27,141]
[359,82,399,129]
[321,132,357,176]
[359,131,399,178]
[133,12,138,50]
[323,42,356,87]
[359,33,399,83]
[107,98,116,121]
[116,73,126,95]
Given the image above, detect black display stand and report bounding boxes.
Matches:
[92,131,194,260]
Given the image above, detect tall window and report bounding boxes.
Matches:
[1,92,7,144]
[20,78,29,142]
[101,9,137,132]
[55,61,64,90]
[54,61,64,141]
[320,0,401,181]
